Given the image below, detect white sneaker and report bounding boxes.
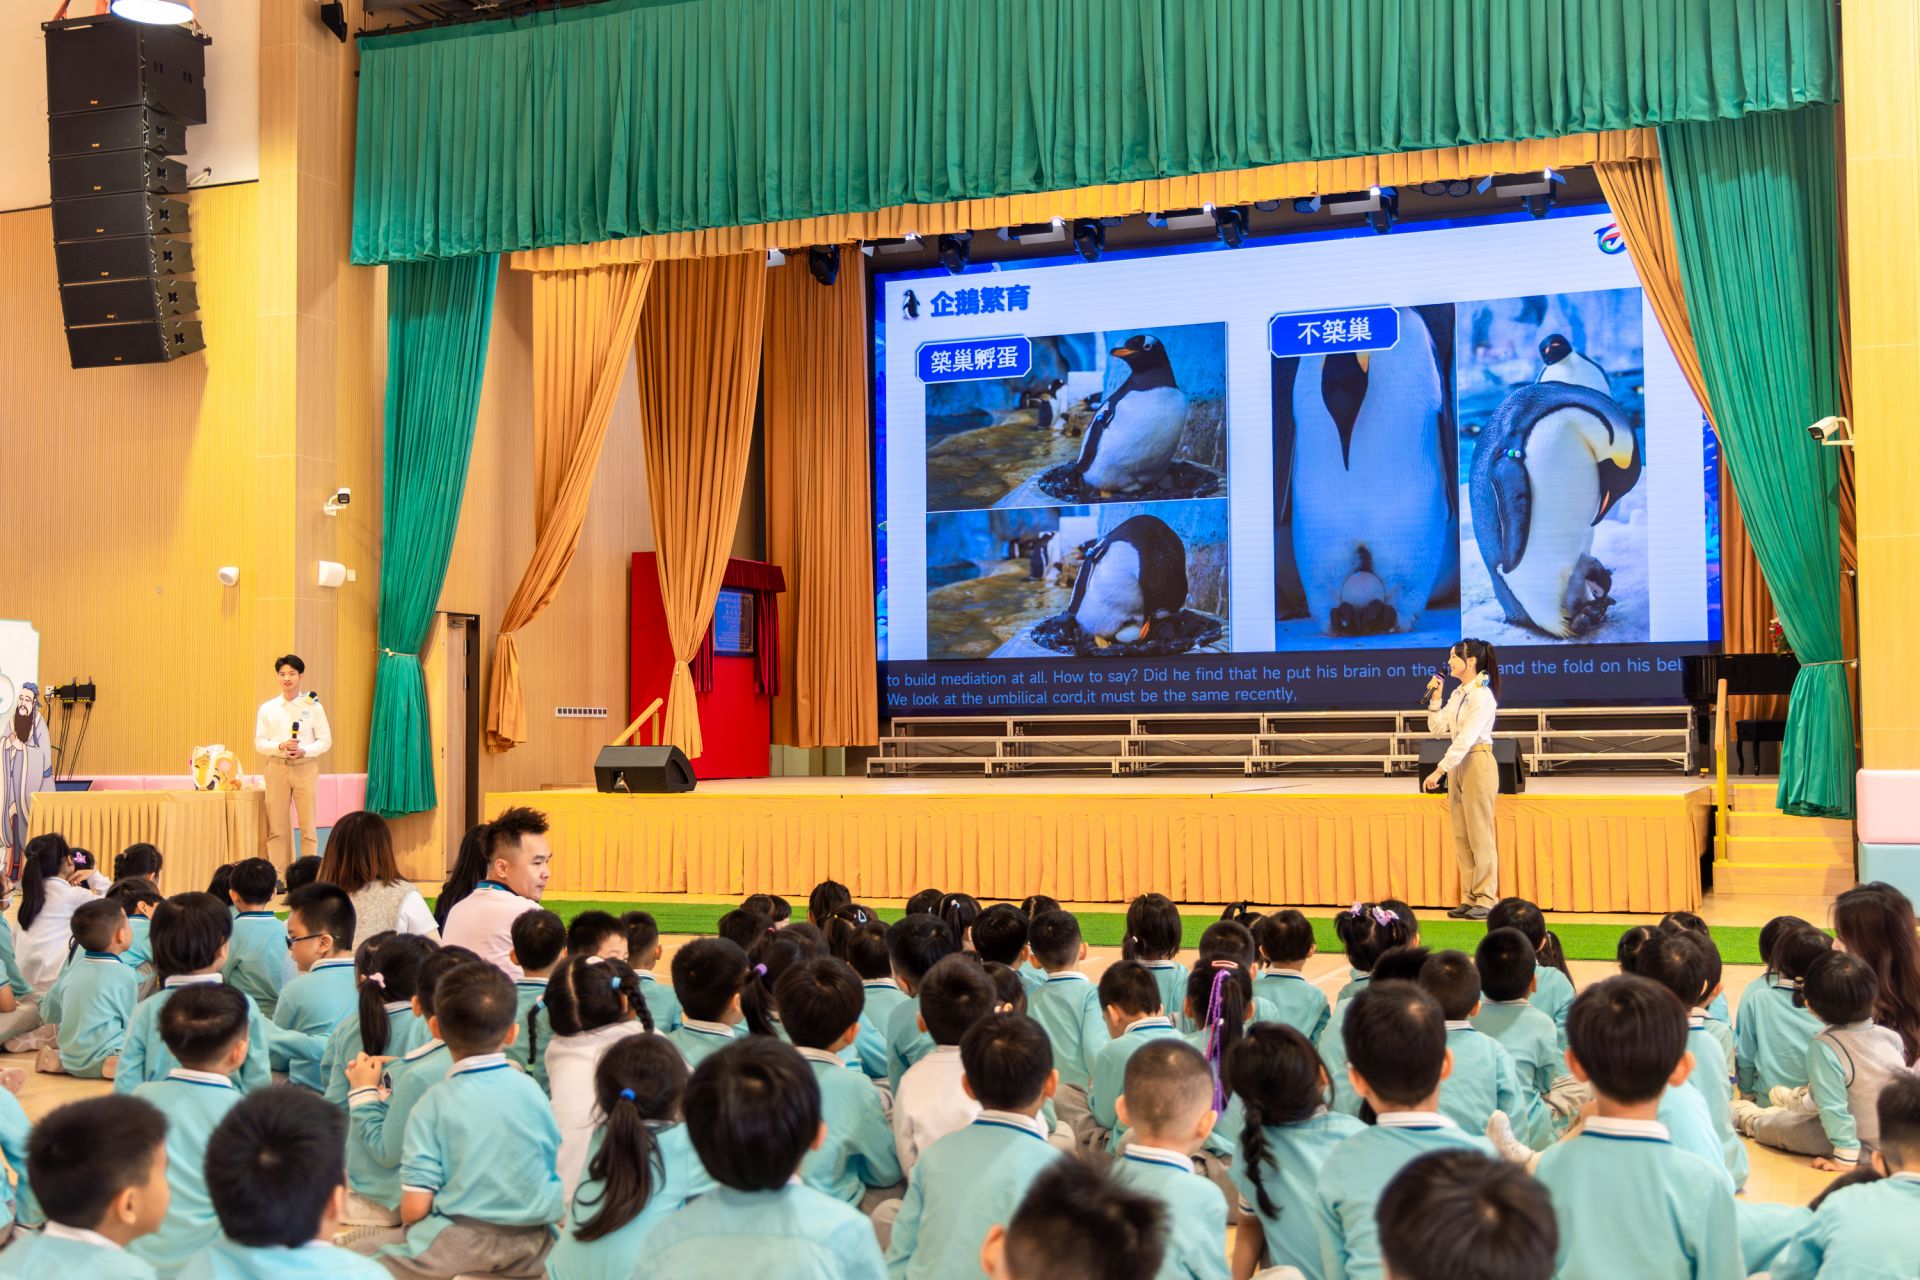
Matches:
[1485,1110,1533,1163]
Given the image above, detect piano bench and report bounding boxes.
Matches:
[1735,719,1787,775]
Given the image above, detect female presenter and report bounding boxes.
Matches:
[1423,639,1501,920]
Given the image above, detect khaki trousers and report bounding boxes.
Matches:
[1449,747,1500,908]
[265,756,320,864]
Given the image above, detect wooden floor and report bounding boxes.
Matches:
[4,936,1831,1211]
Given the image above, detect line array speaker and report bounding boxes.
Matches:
[44,15,210,369]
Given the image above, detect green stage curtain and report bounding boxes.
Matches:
[1660,107,1853,819]
[352,0,1837,263]
[367,254,500,816]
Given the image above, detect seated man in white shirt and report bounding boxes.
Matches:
[440,806,552,979]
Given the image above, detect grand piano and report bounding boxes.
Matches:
[1681,652,1801,768]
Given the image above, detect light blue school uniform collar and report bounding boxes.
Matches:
[515,978,549,990]
[1044,972,1089,984]
[1262,970,1308,982]
[82,951,122,963]
[382,1000,411,1016]
[1376,1111,1455,1131]
[448,1053,509,1077]
[1890,1172,1920,1184]
[679,1018,737,1039]
[972,1110,1050,1141]
[1142,961,1181,971]
[1687,1013,1707,1029]
[636,970,659,984]
[164,973,225,988]
[1584,1117,1669,1143]
[43,1222,126,1251]
[1122,1143,1195,1173]
[237,911,278,919]
[863,979,899,990]
[796,1046,849,1068]
[1126,1017,1174,1035]
[402,1038,446,1063]
[1444,1021,1478,1032]
[313,958,356,971]
[168,1067,238,1091]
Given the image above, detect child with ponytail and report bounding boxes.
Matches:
[320,932,436,1107]
[740,930,819,1041]
[1184,960,1256,1192]
[1227,1024,1365,1279]
[1123,893,1188,1020]
[507,908,566,1093]
[546,1034,713,1280]
[544,952,653,1205]
[1317,902,1416,1116]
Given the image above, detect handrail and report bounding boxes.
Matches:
[612,698,664,748]
[1713,677,1729,847]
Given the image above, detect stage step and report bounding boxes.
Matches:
[1713,859,1858,898]
[1728,811,1857,842]
[1722,834,1856,867]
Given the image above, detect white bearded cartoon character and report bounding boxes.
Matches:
[1,684,53,876]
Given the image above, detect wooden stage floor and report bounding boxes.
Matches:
[494,773,1712,914]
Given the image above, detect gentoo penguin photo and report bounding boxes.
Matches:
[1470,381,1642,637]
[1066,514,1189,648]
[1069,335,1190,495]
[1279,306,1456,635]
[1536,333,1611,396]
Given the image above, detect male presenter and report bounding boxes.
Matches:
[255,654,331,863]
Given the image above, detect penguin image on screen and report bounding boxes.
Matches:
[1470,374,1642,638]
[1064,514,1189,648]
[1278,306,1456,635]
[1536,333,1610,396]
[1067,335,1190,495]
[1027,532,1055,581]
[901,290,920,320]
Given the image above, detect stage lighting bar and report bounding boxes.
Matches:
[1145,207,1217,232]
[997,219,1067,245]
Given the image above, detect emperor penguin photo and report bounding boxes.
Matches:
[1065,514,1189,648]
[1469,381,1642,637]
[1068,335,1191,495]
[1536,333,1611,395]
[1279,306,1456,635]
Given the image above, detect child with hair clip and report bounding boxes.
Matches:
[112,892,278,1093]
[1734,923,1828,1103]
[1486,898,1575,1047]
[544,953,653,1204]
[1228,1024,1364,1280]
[1315,903,1414,1117]
[320,933,437,1108]
[545,1035,715,1280]
[1183,960,1255,1210]
[741,930,817,1042]
[1251,909,1330,1042]
[1187,920,1288,1033]
[506,908,566,1092]
[905,888,946,918]
[664,937,750,1069]
[1088,961,1180,1157]
[1123,894,1188,1021]
[807,879,853,928]
[620,910,678,1033]
[340,947,480,1251]
[1735,950,1913,1171]
[939,893,983,951]
[981,962,1029,1014]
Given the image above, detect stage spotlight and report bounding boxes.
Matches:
[1071,218,1105,262]
[1253,199,1282,212]
[1367,187,1399,234]
[1446,178,1471,197]
[1292,195,1322,214]
[936,232,972,275]
[807,244,840,286]
[1214,206,1249,248]
[1419,181,1449,197]
[110,0,194,21]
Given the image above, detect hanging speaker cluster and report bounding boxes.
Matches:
[43,14,209,369]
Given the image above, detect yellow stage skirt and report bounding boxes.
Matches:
[28,790,269,894]
[491,787,1709,913]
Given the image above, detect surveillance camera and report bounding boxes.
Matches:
[1807,416,1852,446]
[322,487,352,516]
[217,566,240,587]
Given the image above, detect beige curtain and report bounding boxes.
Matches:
[636,253,769,758]
[1595,156,1790,719]
[485,263,655,751]
[764,249,880,749]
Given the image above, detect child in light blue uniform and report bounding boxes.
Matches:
[0,1095,170,1280]
[1472,928,1580,1144]
[220,860,286,1018]
[1486,898,1575,1046]
[1534,974,1741,1280]
[1089,961,1181,1148]
[622,909,681,1032]
[130,985,251,1275]
[1417,950,1533,1145]
[546,1035,714,1280]
[505,908,565,1091]
[645,1037,886,1279]
[883,914,956,1090]
[1123,894,1189,1022]
[971,904,1041,1005]
[381,964,564,1278]
[1771,1075,1920,1280]
[1109,1039,1228,1280]
[1734,923,1827,1100]
[342,947,471,1240]
[663,936,750,1069]
[1182,963,1256,1182]
[1374,1148,1560,1280]
[268,883,357,1091]
[0,1086,32,1236]
[0,902,43,1048]
[1633,930,1749,1190]
[1026,910,1107,1101]
[179,1087,390,1278]
[1317,904,1415,1116]
[980,1159,1169,1280]
[113,894,275,1094]
[51,899,140,1077]
[1313,981,1493,1280]
[320,933,435,1108]
[847,916,906,1081]
[1227,1025,1365,1280]
[1252,910,1331,1042]
[886,1012,1063,1280]
[780,957,903,1206]
[105,877,163,996]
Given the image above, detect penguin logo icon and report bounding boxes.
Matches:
[1593,224,1627,255]
[901,290,921,320]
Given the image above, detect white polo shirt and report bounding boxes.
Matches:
[441,881,541,978]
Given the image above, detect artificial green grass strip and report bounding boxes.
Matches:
[534,900,1765,965]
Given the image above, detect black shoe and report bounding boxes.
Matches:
[1446,903,1474,919]
[1463,906,1491,921]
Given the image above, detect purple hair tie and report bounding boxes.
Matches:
[1370,907,1398,927]
[1348,902,1365,918]
[753,963,769,980]
[366,972,385,989]
[1203,968,1233,1113]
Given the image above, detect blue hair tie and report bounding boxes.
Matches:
[618,1088,635,1102]
[609,975,622,991]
